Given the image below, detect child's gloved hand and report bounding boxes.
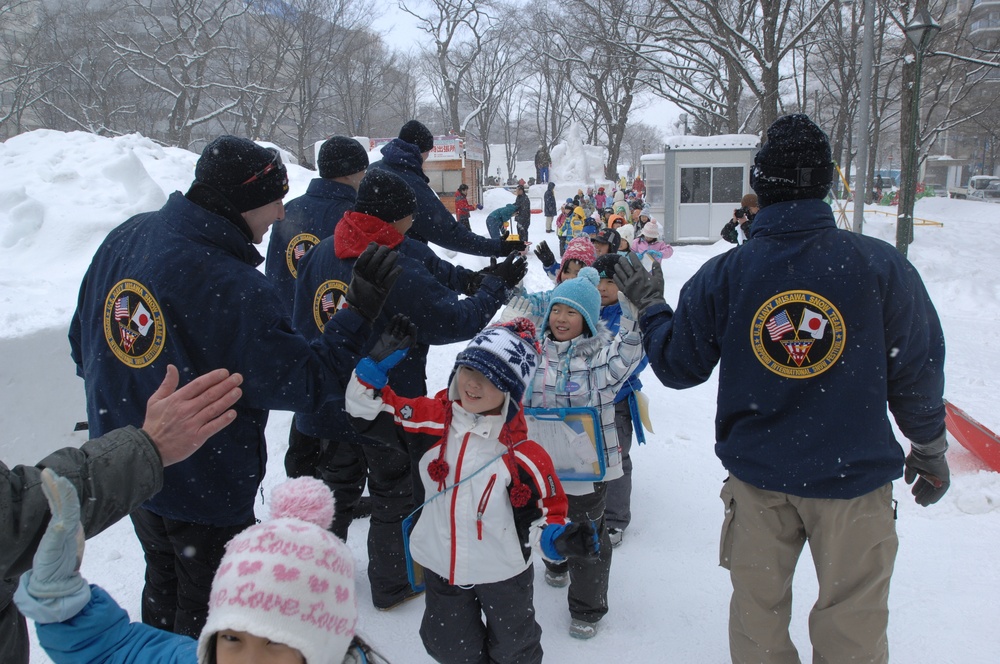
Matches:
[618,291,641,322]
[355,314,418,389]
[533,241,556,268]
[477,204,484,210]
[540,521,600,561]
[14,469,92,624]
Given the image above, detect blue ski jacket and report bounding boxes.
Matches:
[368,139,504,257]
[639,198,946,499]
[69,192,370,526]
[264,178,357,314]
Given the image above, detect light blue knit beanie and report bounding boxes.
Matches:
[545,267,601,337]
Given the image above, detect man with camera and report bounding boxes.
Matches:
[721,193,759,245]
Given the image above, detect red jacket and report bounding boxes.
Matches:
[454,190,475,220]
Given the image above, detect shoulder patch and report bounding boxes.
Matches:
[750,290,845,379]
[312,279,349,332]
[103,279,165,368]
[285,232,321,278]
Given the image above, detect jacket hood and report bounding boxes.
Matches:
[333,210,405,259]
[547,182,555,190]
[379,139,428,182]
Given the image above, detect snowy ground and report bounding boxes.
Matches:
[2,130,998,663]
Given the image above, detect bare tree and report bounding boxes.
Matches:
[654,0,838,133]
[328,31,404,138]
[539,0,656,179]
[0,0,51,138]
[96,0,249,148]
[400,0,495,135]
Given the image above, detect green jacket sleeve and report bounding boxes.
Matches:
[1,426,164,579]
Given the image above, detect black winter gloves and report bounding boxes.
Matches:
[499,229,527,254]
[491,252,528,289]
[533,240,556,268]
[346,243,402,322]
[905,433,950,506]
[613,252,666,317]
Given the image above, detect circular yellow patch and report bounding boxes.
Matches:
[312,279,349,332]
[750,290,846,379]
[285,233,320,278]
[103,279,165,368]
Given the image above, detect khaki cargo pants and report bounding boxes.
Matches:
[719,474,898,664]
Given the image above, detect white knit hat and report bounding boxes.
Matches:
[641,221,660,239]
[618,224,635,244]
[197,478,357,664]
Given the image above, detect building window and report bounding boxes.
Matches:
[681,166,745,204]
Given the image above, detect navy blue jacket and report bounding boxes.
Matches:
[368,139,503,257]
[264,178,357,314]
[544,184,557,217]
[69,192,371,525]
[639,199,945,499]
[292,210,510,440]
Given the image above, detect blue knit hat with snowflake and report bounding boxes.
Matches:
[545,266,601,337]
[453,317,541,408]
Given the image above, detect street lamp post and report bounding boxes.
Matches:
[896,5,941,256]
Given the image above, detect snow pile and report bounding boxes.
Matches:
[0,130,313,339]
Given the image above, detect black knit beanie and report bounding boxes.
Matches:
[750,114,834,207]
[194,136,289,212]
[398,120,435,153]
[355,169,417,223]
[318,136,369,179]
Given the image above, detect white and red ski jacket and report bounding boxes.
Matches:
[346,374,569,586]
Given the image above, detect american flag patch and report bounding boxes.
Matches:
[766,310,794,341]
[114,296,130,321]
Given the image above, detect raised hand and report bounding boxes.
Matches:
[13,469,92,624]
[142,365,243,466]
[346,242,403,322]
[355,314,418,389]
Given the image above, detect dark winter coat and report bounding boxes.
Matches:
[1,426,163,664]
[515,191,531,230]
[292,210,511,440]
[264,178,357,314]
[369,139,503,257]
[639,198,946,499]
[543,183,557,217]
[68,192,370,527]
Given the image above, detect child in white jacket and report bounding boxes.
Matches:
[523,267,645,640]
[345,315,599,664]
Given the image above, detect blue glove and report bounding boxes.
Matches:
[354,314,417,389]
[14,469,92,624]
[476,204,484,210]
[541,521,600,561]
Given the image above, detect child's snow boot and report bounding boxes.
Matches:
[569,618,599,639]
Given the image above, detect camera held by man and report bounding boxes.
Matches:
[721,194,759,245]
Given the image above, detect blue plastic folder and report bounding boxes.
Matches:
[401,513,425,592]
[523,407,605,481]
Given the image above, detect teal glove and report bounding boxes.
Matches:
[13,468,92,624]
